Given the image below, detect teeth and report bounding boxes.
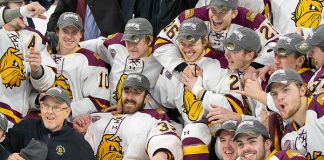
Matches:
[243,153,255,158]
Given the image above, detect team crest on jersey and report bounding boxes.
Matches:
[316,93,324,105]
[0,47,26,89]
[306,151,324,159]
[246,11,257,22]
[292,0,323,28]
[286,150,305,158]
[56,145,65,155]
[97,134,123,160]
[53,75,73,99]
[113,74,128,106]
[182,88,203,121]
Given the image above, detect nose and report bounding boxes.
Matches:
[274,56,281,66]
[277,91,285,101]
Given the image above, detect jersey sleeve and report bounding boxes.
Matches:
[146,120,183,160]
[70,50,110,118]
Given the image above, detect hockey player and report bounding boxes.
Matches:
[234,119,307,160]
[73,73,182,160]
[51,12,110,118]
[0,1,46,26]
[266,68,324,159]
[154,0,279,81]
[80,17,162,109]
[297,24,324,95]
[0,0,56,128]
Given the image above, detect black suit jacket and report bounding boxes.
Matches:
[47,0,124,37]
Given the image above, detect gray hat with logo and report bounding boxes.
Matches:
[121,18,153,43]
[122,73,150,92]
[19,139,48,160]
[223,27,261,53]
[215,120,238,137]
[39,87,72,107]
[273,33,305,56]
[265,68,303,93]
[296,24,324,55]
[57,12,83,31]
[234,119,269,141]
[177,17,208,44]
[0,113,7,131]
[209,0,238,13]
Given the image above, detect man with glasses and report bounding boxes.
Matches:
[1,87,95,160]
[73,73,182,160]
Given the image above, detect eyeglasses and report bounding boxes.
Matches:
[40,103,69,112]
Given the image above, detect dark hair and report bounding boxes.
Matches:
[295,81,312,97]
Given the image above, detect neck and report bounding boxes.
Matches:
[293,96,308,126]
[58,46,79,55]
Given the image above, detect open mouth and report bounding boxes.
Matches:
[212,19,223,27]
[242,152,256,159]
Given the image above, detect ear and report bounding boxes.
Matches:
[0,134,5,142]
[296,55,305,68]
[201,36,209,47]
[144,93,150,104]
[299,84,307,96]
[231,9,238,19]
[264,139,272,151]
[245,51,256,61]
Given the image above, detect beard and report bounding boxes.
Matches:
[121,98,145,114]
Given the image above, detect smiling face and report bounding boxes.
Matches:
[120,86,148,114]
[208,7,238,32]
[270,82,305,120]
[219,130,238,160]
[274,53,305,71]
[40,96,71,132]
[56,25,82,55]
[125,36,152,59]
[224,48,255,71]
[236,134,271,160]
[178,37,207,63]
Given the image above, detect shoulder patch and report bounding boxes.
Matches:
[316,93,324,105]
[286,150,305,158]
[185,9,195,19]
[246,11,257,22]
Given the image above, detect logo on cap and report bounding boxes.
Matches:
[237,120,254,129]
[233,30,244,41]
[280,36,292,45]
[126,23,140,31]
[309,31,315,39]
[63,14,79,21]
[183,22,197,31]
[126,74,142,82]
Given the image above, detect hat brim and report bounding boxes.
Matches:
[58,22,82,31]
[265,80,293,93]
[177,34,200,44]
[215,128,236,137]
[272,45,295,56]
[295,40,316,55]
[39,93,67,105]
[121,34,144,43]
[233,130,260,141]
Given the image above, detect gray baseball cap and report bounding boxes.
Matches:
[0,113,8,131]
[273,33,305,56]
[265,68,303,93]
[177,17,208,44]
[296,24,324,55]
[223,27,261,53]
[234,119,269,141]
[122,73,150,92]
[121,18,153,43]
[215,120,238,137]
[57,12,83,31]
[209,0,238,13]
[39,87,72,107]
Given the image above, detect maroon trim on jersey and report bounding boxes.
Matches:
[24,26,46,45]
[268,112,284,151]
[153,37,173,51]
[77,48,110,68]
[313,66,324,82]
[178,6,210,23]
[273,150,307,160]
[308,93,324,118]
[261,73,271,91]
[0,102,23,124]
[300,69,314,84]
[89,96,110,111]
[233,7,266,30]
[224,94,246,114]
[204,47,228,68]
[103,33,125,48]
[283,121,300,137]
[182,137,209,160]
[139,109,170,121]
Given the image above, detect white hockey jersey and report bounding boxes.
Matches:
[154,6,279,73]
[0,27,56,127]
[85,109,183,160]
[80,33,163,108]
[295,93,324,159]
[51,47,110,118]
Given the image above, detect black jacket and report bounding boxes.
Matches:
[1,119,95,160]
[47,0,124,37]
